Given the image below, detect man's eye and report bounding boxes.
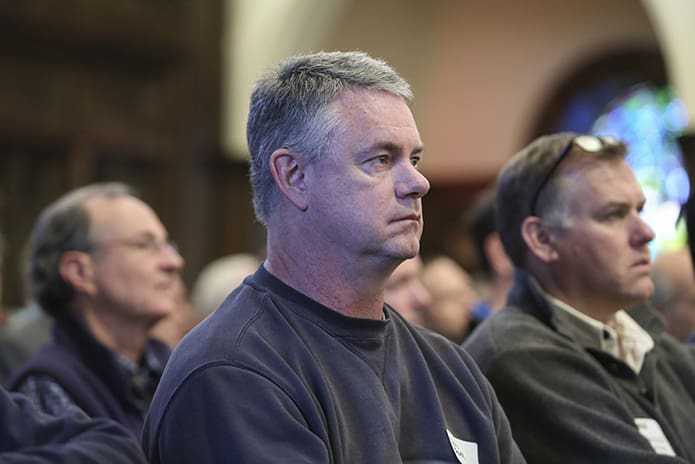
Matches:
[376,155,389,164]
[410,156,421,167]
[134,239,156,250]
[603,208,627,221]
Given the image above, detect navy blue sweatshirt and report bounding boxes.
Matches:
[143,265,525,463]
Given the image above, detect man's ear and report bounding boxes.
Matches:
[59,251,97,295]
[520,216,559,263]
[269,148,308,211]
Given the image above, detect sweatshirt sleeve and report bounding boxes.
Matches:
[144,363,330,464]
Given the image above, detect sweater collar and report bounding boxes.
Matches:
[53,311,170,404]
[250,264,390,339]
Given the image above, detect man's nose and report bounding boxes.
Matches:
[397,163,430,199]
[162,244,185,271]
[631,214,655,246]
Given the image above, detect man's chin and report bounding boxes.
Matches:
[636,279,655,300]
[623,282,654,307]
[399,240,421,259]
[147,307,177,323]
[376,238,421,263]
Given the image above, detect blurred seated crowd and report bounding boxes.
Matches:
[2,175,695,460]
[0,49,694,463]
[0,183,261,460]
[2,149,695,462]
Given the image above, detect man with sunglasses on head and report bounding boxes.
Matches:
[464,133,695,463]
[7,182,184,438]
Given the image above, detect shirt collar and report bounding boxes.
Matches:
[114,345,166,377]
[539,286,654,373]
[607,309,655,373]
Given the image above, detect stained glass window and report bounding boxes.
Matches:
[590,85,690,257]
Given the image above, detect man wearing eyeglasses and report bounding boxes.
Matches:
[463,132,695,463]
[7,182,184,438]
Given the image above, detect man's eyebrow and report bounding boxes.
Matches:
[598,198,646,213]
[358,142,425,156]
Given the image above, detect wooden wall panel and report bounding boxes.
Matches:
[0,0,245,310]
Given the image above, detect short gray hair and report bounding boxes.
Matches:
[246,50,413,225]
[28,182,134,317]
[496,133,627,268]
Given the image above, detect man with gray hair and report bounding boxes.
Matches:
[143,51,525,463]
[0,225,147,463]
[464,133,695,463]
[7,182,184,438]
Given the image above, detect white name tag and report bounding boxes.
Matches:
[446,430,479,464]
[634,418,676,456]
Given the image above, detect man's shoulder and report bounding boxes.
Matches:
[463,304,564,369]
[157,282,303,389]
[174,285,271,351]
[6,341,81,386]
[466,305,551,346]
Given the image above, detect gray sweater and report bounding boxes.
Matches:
[464,270,695,464]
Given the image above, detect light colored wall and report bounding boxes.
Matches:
[642,0,695,131]
[222,0,348,156]
[223,0,658,182]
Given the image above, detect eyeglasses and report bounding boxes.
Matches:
[90,236,179,255]
[529,135,619,216]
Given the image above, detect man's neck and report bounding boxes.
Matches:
[75,306,150,364]
[531,270,619,324]
[263,249,394,320]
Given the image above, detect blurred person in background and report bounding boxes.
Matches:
[421,254,479,343]
[383,255,432,326]
[2,256,190,378]
[0,226,147,462]
[190,253,261,323]
[0,232,30,384]
[149,275,197,348]
[7,182,183,438]
[465,184,514,333]
[0,236,64,384]
[651,247,695,344]
[0,300,51,383]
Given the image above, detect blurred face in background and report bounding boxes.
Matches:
[83,196,185,326]
[422,256,478,343]
[149,274,198,348]
[652,249,695,343]
[384,256,432,325]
